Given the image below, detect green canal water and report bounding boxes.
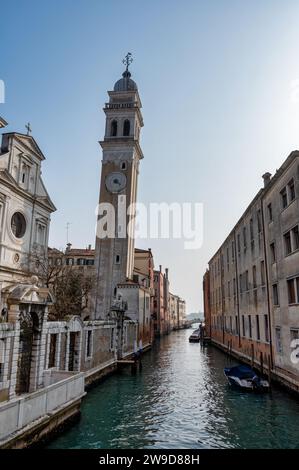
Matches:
[47,328,299,449]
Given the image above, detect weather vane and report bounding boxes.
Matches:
[25,122,32,135]
[122,52,133,71]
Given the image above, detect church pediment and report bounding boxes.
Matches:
[3,132,45,161]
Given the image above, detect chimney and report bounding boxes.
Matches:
[262,172,272,188]
[165,268,169,279]
[88,244,92,250]
[159,264,162,272]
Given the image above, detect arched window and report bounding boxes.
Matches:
[111,120,117,137]
[123,119,130,136]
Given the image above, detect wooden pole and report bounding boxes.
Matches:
[260,352,263,376]
[267,354,272,389]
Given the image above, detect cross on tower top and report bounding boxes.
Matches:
[25,122,32,135]
[122,52,133,71]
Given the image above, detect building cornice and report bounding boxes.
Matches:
[208,151,299,265]
[99,139,144,159]
[0,117,8,128]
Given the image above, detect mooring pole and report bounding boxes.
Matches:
[260,352,264,376]
[267,354,272,389]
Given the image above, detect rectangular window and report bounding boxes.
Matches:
[287,278,297,304]
[264,315,269,343]
[290,329,299,358]
[292,226,299,251]
[48,334,57,368]
[290,328,299,341]
[257,210,262,233]
[256,315,260,341]
[276,328,283,354]
[250,218,254,240]
[248,315,252,338]
[110,328,114,350]
[268,203,273,222]
[243,226,247,251]
[281,187,288,209]
[254,289,258,308]
[273,284,279,306]
[115,254,120,264]
[86,330,93,358]
[245,270,249,291]
[288,178,295,202]
[270,242,276,263]
[284,231,292,255]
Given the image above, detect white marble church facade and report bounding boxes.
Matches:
[0,130,56,314]
[0,65,141,445]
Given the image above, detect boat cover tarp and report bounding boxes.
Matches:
[224,365,256,379]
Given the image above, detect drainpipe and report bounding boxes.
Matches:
[260,195,274,369]
[233,230,241,349]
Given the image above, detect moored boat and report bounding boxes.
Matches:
[189,328,201,342]
[224,365,269,392]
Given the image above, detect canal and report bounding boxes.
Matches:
[48,328,299,449]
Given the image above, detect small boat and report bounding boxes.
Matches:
[189,328,201,342]
[224,365,269,392]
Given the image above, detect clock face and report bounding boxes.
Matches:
[105,172,127,193]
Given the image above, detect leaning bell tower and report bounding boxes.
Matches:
[94,54,144,319]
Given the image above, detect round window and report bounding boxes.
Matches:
[11,212,26,238]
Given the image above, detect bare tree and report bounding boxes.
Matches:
[25,247,96,320]
[49,269,96,320]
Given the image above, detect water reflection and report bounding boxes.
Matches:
[48,329,299,449]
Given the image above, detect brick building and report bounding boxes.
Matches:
[203,151,299,393]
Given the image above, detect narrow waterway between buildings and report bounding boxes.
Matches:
[47,327,299,449]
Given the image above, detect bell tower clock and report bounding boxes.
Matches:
[94,54,144,319]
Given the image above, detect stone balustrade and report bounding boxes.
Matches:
[0,370,85,443]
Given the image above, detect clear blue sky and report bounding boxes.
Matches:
[1,0,299,313]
